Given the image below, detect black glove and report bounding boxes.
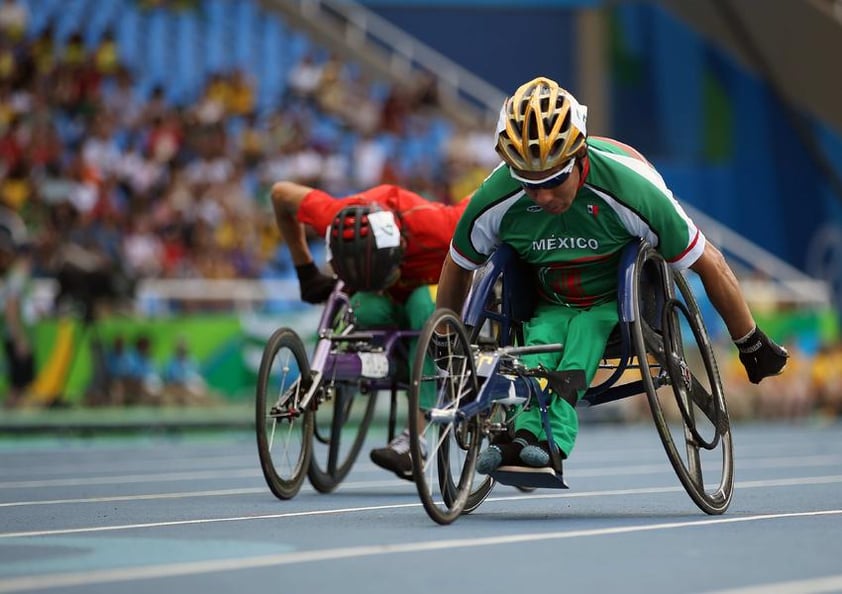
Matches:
[295,262,336,304]
[734,326,789,384]
[430,331,459,372]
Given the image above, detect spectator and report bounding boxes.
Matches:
[99,334,134,406]
[126,334,162,404]
[0,206,33,407]
[0,0,28,44]
[286,51,324,103]
[161,337,211,405]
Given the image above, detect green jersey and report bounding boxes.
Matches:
[450,137,705,307]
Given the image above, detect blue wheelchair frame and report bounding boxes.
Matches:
[453,240,666,488]
[462,239,662,408]
[410,237,731,517]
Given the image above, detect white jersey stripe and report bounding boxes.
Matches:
[451,193,524,270]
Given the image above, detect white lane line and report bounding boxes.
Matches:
[0,488,268,507]
[2,453,840,489]
[0,469,261,489]
[0,480,407,507]
[3,473,842,509]
[0,509,840,593]
[3,474,842,538]
[0,455,256,476]
[703,574,842,594]
[0,502,425,539]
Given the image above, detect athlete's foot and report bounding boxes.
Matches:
[477,430,538,474]
[520,441,552,468]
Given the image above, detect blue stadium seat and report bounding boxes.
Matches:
[115,3,141,70]
[173,10,202,105]
[24,0,62,37]
[84,0,126,46]
[144,8,170,90]
[256,16,286,113]
[53,0,90,43]
[233,0,258,69]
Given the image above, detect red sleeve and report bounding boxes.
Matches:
[296,186,398,234]
[296,190,362,235]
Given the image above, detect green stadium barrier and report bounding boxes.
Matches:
[9,309,322,406]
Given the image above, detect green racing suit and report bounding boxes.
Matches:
[450,137,706,457]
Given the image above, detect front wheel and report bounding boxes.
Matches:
[409,309,481,525]
[256,328,315,500]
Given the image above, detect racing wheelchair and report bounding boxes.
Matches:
[255,281,414,499]
[255,278,509,504]
[407,239,733,524]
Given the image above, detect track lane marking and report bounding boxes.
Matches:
[703,574,842,594]
[3,474,842,538]
[2,453,840,489]
[1,509,841,593]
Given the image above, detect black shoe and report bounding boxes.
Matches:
[369,429,426,482]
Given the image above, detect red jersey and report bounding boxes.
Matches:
[297,185,469,301]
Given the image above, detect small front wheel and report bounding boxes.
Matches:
[256,328,315,500]
[409,309,481,525]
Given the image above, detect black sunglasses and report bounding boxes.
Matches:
[515,158,576,191]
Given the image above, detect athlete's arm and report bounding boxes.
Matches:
[690,241,788,383]
[689,242,754,340]
[435,253,474,315]
[270,180,316,266]
[270,180,336,303]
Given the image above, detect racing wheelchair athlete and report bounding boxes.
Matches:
[256,182,470,498]
[405,76,789,524]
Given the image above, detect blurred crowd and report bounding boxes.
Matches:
[0,0,495,300]
[0,0,497,407]
[0,0,838,417]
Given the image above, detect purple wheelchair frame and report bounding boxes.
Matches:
[310,281,420,439]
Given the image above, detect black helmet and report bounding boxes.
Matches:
[328,204,403,292]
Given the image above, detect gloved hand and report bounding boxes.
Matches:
[430,331,459,372]
[734,326,789,384]
[295,262,336,304]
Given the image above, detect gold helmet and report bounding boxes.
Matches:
[496,76,588,173]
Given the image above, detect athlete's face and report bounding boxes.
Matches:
[517,160,580,215]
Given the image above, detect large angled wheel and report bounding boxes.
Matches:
[409,309,482,525]
[631,249,733,515]
[308,383,378,493]
[256,328,315,500]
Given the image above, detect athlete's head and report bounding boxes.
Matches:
[496,76,588,173]
[497,77,589,214]
[328,204,403,292]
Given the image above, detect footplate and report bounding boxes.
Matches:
[489,465,569,489]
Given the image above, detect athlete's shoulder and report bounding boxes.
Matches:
[585,136,670,198]
[467,162,522,208]
[587,136,652,165]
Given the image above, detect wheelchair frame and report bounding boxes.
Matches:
[408,239,734,524]
[255,281,418,500]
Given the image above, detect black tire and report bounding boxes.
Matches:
[631,248,733,515]
[256,328,315,500]
[308,384,378,493]
[409,309,482,525]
